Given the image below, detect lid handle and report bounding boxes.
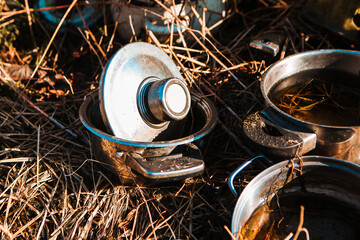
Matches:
[140,77,191,123]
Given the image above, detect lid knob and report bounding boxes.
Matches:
[144,78,191,123]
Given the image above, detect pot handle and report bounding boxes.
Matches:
[228,155,272,196]
[124,143,204,181]
[242,112,317,158]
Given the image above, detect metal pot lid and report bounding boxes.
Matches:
[99,42,189,142]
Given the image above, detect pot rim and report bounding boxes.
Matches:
[231,155,360,235]
[261,49,360,129]
[79,92,217,148]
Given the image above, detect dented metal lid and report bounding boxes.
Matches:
[99,42,190,142]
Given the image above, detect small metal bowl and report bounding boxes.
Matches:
[79,92,217,184]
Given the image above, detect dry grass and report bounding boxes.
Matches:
[0,0,357,239]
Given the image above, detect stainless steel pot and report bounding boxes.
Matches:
[79,92,217,184]
[231,156,360,239]
[243,50,360,164]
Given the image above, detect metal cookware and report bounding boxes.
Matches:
[231,156,360,239]
[243,49,360,164]
[99,42,190,142]
[79,42,217,183]
[110,0,226,42]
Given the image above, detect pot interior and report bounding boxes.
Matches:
[80,92,217,147]
[268,68,360,126]
[231,157,360,240]
[262,50,360,127]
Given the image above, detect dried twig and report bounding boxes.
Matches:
[292,206,310,240]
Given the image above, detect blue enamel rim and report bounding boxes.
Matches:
[79,92,217,148]
[231,156,360,235]
[261,49,360,129]
[35,0,101,28]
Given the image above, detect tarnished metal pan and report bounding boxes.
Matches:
[80,42,217,183]
[80,91,217,184]
[231,156,360,239]
[242,50,360,164]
